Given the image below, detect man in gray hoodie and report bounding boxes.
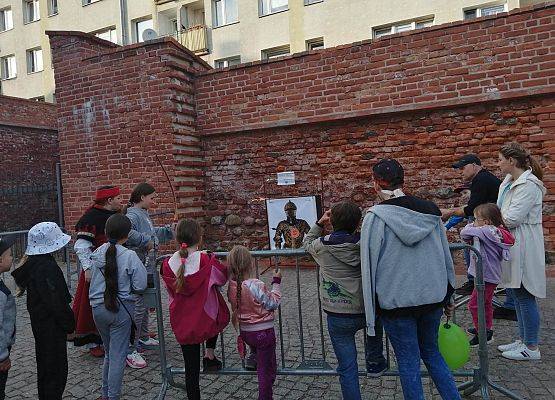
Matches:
[360,159,460,400]
[304,202,386,400]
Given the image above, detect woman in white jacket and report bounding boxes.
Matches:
[496,142,546,361]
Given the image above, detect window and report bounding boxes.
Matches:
[0,8,13,31]
[215,56,241,68]
[134,18,153,43]
[23,0,40,24]
[48,0,58,16]
[306,37,324,51]
[82,0,102,5]
[260,0,288,16]
[1,55,16,80]
[30,96,45,101]
[304,0,323,4]
[95,28,117,44]
[27,48,43,73]
[373,18,434,39]
[214,0,238,27]
[261,45,290,60]
[464,3,507,20]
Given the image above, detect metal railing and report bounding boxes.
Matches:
[145,244,524,400]
[167,25,209,55]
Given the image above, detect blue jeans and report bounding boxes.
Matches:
[507,286,540,346]
[381,308,461,400]
[327,315,385,400]
[502,294,515,310]
[93,302,135,400]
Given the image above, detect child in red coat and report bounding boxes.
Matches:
[160,219,229,400]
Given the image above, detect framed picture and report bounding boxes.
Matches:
[266,195,321,250]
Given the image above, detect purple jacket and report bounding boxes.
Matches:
[460,224,514,284]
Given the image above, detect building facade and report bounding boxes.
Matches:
[0,0,544,102]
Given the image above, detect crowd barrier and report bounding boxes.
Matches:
[145,243,524,400]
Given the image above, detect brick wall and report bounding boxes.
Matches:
[46,31,210,231]
[0,95,59,231]
[46,4,555,258]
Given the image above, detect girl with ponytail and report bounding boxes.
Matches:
[496,142,547,361]
[160,219,229,400]
[227,246,282,400]
[88,214,147,399]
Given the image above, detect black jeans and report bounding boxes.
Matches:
[0,369,7,400]
[180,335,218,400]
[31,318,68,400]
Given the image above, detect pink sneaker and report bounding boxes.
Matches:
[126,351,147,369]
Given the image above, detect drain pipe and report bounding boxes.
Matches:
[120,0,129,45]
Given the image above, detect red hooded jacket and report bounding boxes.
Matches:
[161,251,230,345]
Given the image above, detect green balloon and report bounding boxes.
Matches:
[438,321,470,370]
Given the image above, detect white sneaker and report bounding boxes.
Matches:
[502,346,541,361]
[126,351,147,369]
[139,337,159,347]
[497,340,522,353]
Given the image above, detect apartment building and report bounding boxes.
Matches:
[0,0,544,102]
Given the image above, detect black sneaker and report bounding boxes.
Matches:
[203,357,223,372]
[367,361,388,378]
[469,330,494,347]
[467,327,477,335]
[493,306,517,321]
[455,281,474,296]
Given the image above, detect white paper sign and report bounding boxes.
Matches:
[277,171,295,186]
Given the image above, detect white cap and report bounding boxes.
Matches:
[25,222,71,256]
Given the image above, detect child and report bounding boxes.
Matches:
[89,214,147,400]
[11,222,75,400]
[160,219,229,400]
[304,202,386,400]
[124,182,173,368]
[460,203,514,346]
[0,235,16,400]
[227,245,282,400]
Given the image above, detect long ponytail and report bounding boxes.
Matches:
[227,245,253,329]
[500,142,544,180]
[104,214,132,312]
[174,218,203,293]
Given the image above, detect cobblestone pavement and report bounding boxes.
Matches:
[2,266,554,400]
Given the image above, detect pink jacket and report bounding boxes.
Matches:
[227,277,282,332]
[161,251,230,344]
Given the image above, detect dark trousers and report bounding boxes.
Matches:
[31,318,68,400]
[0,370,7,400]
[180,335,218,400]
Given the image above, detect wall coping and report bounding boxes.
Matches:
[0,95,58,130]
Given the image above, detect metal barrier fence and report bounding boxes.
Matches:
[145,243,524,400]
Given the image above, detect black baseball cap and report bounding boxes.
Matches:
[372,159,404,188]
[452,154,481,169]
[0,235,16,256]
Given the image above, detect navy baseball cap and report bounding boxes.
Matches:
[453,154,481,169]
[372,159,404,187]
[0,235,16,256]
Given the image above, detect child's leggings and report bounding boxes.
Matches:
[180,335,219,400]
[468,282,497,330]
[241,328,277,400]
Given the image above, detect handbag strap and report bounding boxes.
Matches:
[98,268,137,329]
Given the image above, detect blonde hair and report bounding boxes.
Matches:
[227,245,253,329]
[500,142,543,180]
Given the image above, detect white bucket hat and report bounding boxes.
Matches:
[25,222,71,256]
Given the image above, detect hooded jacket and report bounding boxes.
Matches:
[0,280,16,362]
[125,207,174,263]
[161,251,230,344]
[88,243,148,307]
[303,225,364,315]
[460,223,514,285]
[497,169,547,298]
[12,254,75,334]
[360,196,456,335]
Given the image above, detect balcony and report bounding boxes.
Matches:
[172,25,209,55]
